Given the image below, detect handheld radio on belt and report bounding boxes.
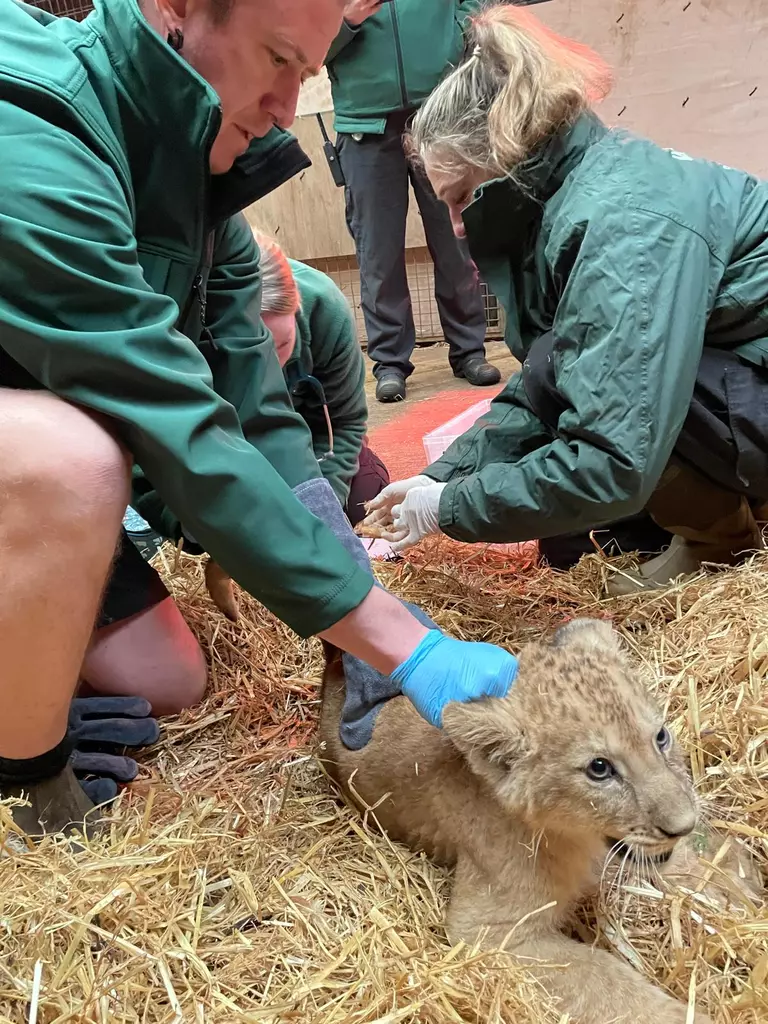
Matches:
[316,113,346,188]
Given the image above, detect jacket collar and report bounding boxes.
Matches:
[463,112,608,261]
[515,111,607,201]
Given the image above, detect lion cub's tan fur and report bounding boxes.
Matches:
[318,619,712,1024]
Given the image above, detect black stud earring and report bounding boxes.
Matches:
[167,28,184,52]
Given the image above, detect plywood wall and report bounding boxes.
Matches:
[539,0,768,178]
[250,0,768,262]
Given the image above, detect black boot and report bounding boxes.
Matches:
[454,355,501,387]
[375,370,406,403]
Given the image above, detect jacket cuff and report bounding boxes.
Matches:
[297,568,374,639]
[437,478,457,531]
[437,478,473,542]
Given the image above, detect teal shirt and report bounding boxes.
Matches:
[426,113,768,543]
[283,262,368,505]
[0,0,373,637]
[325,0,480,134]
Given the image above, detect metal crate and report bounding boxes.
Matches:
[305,246,505,347]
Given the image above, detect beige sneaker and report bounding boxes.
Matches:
[606,535,746,597]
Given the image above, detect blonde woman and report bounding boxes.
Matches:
[363,1,768,594]
[254,231,390,525]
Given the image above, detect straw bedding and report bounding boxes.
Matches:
[1,539,766,1023]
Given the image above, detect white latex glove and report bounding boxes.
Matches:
[362,474,435,531]
[386,481,447,552]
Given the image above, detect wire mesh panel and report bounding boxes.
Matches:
[305,247,504,347]
[25,0,93,17]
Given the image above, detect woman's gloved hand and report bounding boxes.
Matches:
[391,629,518,727]
[361,474,445,550]
[388,481,447,551]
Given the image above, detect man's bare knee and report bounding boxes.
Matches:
[0,389,130,531]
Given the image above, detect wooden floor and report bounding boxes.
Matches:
[363,340,518,430]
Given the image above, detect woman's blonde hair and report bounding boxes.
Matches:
[252,229,301,316]
[408,1,613,182]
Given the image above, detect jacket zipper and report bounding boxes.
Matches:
[187,107,220,347]
[178,229,216,346]
[177,267,213,346]
[389,4,408,110]
[194,272,213,346]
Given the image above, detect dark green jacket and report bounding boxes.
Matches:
[326,0,479,134]
[283,261,367,505]
[426,113,768,543]
[0,0,373,637]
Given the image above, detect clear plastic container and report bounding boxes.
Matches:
[422,398,492,464]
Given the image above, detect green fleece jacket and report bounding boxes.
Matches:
[283,261,367,505]
[325,0,480,134]
[0,0,373,637]
[425,113,768,543]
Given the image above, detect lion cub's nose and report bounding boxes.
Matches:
[656,803,697,840]
[659,822,693,839]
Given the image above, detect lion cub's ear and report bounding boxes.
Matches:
[442,699,526,779]
[551,617,621,655]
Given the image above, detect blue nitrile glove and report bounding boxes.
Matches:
[68,697,160,805]
[391,629,518,728]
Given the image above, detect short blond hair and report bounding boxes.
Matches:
[408,1,613,182]
[252,229,301,316]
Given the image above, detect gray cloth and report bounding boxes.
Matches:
[293,477,438,748]
[293,477,371,574]
[335,109,487,381]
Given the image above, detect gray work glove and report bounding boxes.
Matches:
[68,696,160,805]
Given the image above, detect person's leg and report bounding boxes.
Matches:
[336,117,414,399]
[345,441,391,527]
[0,388,129,835]
[607,350,768,595]
[81,532,208,716]
[607,460,763,595]
[539,512,674,570]
[410,164,500,386]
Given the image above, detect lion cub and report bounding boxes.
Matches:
[319,618,711,1024]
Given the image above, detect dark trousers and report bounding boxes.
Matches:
[345,442,390,527]
[336,109,487,380]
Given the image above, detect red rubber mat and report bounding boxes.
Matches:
[368,386,503,479]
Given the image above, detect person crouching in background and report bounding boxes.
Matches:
[254,230,390,526]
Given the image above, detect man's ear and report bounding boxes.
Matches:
[551,617,622,656]
[442,698,526,779]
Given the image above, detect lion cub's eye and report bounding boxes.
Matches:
[655,726,671,752]
[585,758,616,781]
